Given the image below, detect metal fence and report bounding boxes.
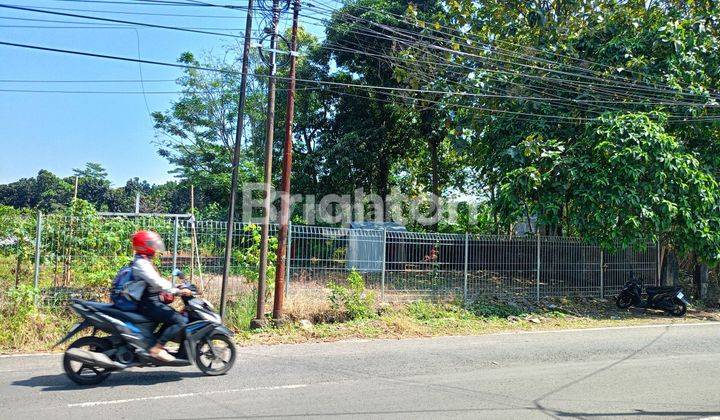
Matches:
[0,213,659,304]
[288,227,658,301]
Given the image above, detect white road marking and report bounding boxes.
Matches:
[493,321,720,336]
[68,383,310,408]
[0,352,59,359]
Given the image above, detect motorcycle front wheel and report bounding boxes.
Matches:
[667,298,687,317]
[195,334,236,376]
[616,292,633,309]
[63,336,113,385]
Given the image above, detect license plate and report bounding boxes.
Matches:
[677,292,684,299]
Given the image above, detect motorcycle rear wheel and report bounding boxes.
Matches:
[195,334,236,376]
[667,298,687,317]
[616,292,633,309]
[63,336,113,385]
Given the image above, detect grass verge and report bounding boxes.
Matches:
[2,291,719,353]
[234,297,720,346]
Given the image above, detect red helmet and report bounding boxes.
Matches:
[131,230,165,257]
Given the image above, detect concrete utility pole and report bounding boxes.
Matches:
[73,176,79,200]
[272,0,300,322]
[252,0,282,329]
[219,0,255,319]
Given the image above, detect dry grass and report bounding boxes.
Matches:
[283,282,332,321]
[235,296,720,347]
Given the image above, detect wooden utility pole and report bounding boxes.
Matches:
[252,0,282,329]
[219,0,254,319]
[272,0,300,322]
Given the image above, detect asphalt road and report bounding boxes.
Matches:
[2,323,720,419]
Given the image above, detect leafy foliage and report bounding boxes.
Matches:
[469,298,526,319]
[571,112,720,259]
[328,270,376,320]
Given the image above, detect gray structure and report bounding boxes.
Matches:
[347,222,406,272]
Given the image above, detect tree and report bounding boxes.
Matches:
[70,162,111,209]
[571,112,720,261]
[152,52,261,214]
[35,170,72,212]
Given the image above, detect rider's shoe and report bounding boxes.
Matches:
[150,348,176,362]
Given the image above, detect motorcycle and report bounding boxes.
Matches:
[56,282,236,385]
[615,273,689,317]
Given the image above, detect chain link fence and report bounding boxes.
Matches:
[0,213,659,305]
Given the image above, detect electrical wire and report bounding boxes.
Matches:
[3,39,716,123]
[304,2,720,105]
[305,1,718,102]
[0,4,245,38]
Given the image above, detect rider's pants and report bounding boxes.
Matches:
[137,294,185,346]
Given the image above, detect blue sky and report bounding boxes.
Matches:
[0,1,311,186]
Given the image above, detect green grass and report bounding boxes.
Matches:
[3,290,720,353]
[232,297,720,347]
[224,292,259,331]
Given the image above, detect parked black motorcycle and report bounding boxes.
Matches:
[616,274,689,317]
[56,283,236,385]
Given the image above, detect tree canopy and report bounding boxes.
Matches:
[3,0,720,262]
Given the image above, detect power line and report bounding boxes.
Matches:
[0,78,177,82]
[47,0,217,6]
[0,40,716,122]
[1,3,251,17]
[0,4,245,38]
[304,2,719,104]
[0,86,320,93]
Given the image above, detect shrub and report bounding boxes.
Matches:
[328,270,375,320]
[406,300,473,321]
[469,298,525,318]
[224,292,258,331]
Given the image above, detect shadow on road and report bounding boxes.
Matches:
[553,409,720,418]
[533,326,671,419]
[12,370,206,391]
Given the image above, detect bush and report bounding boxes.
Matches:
[0,285,73,351]
[469,298,526,318]
[328,270,376,321]
[406,300,473,321]
[224,292,258,331]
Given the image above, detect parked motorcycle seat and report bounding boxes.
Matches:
[76,300,154,325]
[646,286,680,294]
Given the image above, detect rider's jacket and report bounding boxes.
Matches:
[131,256,179,295]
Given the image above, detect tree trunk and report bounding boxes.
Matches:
[430,136,440,232]
[490,184,499,234]
[376,157,390,221]
[661,249,679,286]
[693,260,709,300]
[15,255,21,287]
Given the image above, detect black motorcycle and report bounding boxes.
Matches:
[616,274,689,317]
[57,283,236,385]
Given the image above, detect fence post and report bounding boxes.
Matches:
[380,228,386,302]
[285,221,292,296]
[599,249,604,299]
[172,216,179,285]
[33,211,43,306]
[463,232,469,304]
[535,232,541,303]
[656,241,661,286]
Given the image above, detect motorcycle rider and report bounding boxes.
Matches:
[130,230,192,362]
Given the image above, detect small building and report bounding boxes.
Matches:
[346,221,406,272]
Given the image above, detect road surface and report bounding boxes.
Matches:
[2,323,720,419]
